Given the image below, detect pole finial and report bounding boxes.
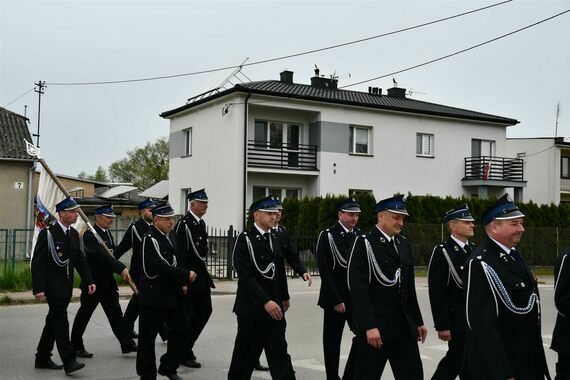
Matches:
[25,139,40,158]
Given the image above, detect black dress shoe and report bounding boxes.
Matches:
[121,343,138,354]
[35,359,63,370]
[64,360,85,374]
[179,358,201,368]
[157,369,183,380]
[254,363,270,371]
[75,349,93,358]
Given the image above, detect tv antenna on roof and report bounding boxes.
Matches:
[187,57,252,104]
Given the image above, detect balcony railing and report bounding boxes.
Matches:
[464,156,524,182]
[247,140,318,171]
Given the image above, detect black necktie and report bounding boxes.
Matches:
[464,244,472,254]
[199,219,206,232]
[392,238,399,255]
[263,233,273,251]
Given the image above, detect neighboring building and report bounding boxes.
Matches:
[0,107,36,230]
[506,137,570,205]
[162,69,525,230]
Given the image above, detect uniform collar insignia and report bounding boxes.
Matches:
[454,246,459,252]
[379,236,386,243]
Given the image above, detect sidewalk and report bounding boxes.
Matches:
[1,275,554,304]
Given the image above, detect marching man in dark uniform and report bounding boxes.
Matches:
[428,204,476,380]
[31,197,95,375]
[552,247,570,379]
[137,202,197,380]
[348,194,427,380]
[114,198,156,338]
[228,196,296,380]
[463,194,550,379]
[174,188,213,368]
[316,197,361,380]
[71,204,137,358]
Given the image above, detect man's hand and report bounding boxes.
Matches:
[35,292,46,302]
[181,285,188,296]
[189,271,197,283]
[283,300,290,312]
[366,328,382,349]
[333,303,346,313]
[87,284,96,295]
[120,268,130,281]
[437,330,451,342]
[417,325,428,344]
[264,300,283,320]
[302,273,313,287]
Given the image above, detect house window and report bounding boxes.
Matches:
[184,128,192,156]
[254,120,301,150]
[349,126,371,155]
[349,189,372,196]
[472,139,496,157]
[252,186,301,202]
[180,188,191,213]
[416,133,434,157]
[562,157,570,178]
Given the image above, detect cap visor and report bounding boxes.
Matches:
[340,208,361,213]
[389,209,409,216]
[495,210,525,220]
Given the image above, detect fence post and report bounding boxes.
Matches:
[11,229,16,272]
[226,225,234,279]
[2,229,8,274]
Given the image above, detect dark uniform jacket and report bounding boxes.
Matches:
[114,218,152,285]
[81,224,126,293]
[31,223,93,299]
[317,221,361,310]
[463,236,550,379]
[232,225,288,320]
[552,247,570,357]
[138,226,190,308]
[428,236,476,333]
[174,212,215,292]
[348,227,424,342]
[274,224,307,276]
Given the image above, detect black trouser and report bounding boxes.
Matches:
[36,296,76,365]
[556,352,570,380]
[137,303,189,378]
[182,290,212,359]
[432,333,469,380]
[123,293,138,332]
[71,290,132,351]
[322,307,356,380]
[354,332,423,380]
[228,316,295,380]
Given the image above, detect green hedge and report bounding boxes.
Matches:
[279,193,570,266]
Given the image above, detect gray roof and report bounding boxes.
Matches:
[0,107,34,160]
[139,179,169,199]
[161,80,518,125]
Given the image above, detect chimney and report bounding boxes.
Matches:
[387,87,406,98]
[280,70,294,84]
[368,87,382,96]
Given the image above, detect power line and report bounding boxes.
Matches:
[2,88,35,107]
[340,9,570,89]
[45,0,512,86]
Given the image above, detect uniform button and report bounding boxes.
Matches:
[521,282,526,288]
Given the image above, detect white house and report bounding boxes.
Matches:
[161,70,524,230]
[506,137,570,205]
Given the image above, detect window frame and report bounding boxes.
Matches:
[562,156,570,179]
[416,133,434,158]
[183,128,192,157]
[349,125,372,155]
[252,186,302,202]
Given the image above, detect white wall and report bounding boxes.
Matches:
[168,94,246,229]
[316,105,507,200]
[506,138,559,204]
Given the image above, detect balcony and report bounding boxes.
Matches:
[561,178,570,193]
[247,140,318,171]
[462,156,526,199]
[463,156,524,182]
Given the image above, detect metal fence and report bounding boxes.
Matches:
[3,224,568,277]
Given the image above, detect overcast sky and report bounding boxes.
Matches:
[1,0,569,179]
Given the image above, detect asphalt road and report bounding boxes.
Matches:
[0,280,559,379]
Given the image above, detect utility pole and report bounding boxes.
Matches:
[34,81,46,147]
[555,102,561,138]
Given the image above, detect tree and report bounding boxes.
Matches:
[108,137,169,189]
[78,165,109,182]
